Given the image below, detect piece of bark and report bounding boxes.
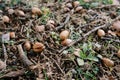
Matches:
[17,44,33,66]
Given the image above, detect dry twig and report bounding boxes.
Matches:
[58,15,120,53]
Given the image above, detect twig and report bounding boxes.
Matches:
[58,15,120,53]
[2,43,8,63]
[94,4,120,9]
[0,69,25,79]
[55,14,70,30]
[101,37,120,43]
[17,44,33,66]
[50,57,65,75]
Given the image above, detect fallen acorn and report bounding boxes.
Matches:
[33,42,45,52]
[15,10,25,16]
[35,25,45,32]
[10,32,15,38]
[61,39,72,46]
[102,58,114,67]
[116,49,120,58]
[73,1,80,8]
[2,15,10,23]
[97,29,105,37]
[112,21,120,31]
[32,7,42,15]
[60,30,69,40]
[24,41,31,51]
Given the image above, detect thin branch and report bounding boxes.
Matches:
[17,44,33,66]
[2,43,8,63]
[55,14,70,30]
[58,15,120,53]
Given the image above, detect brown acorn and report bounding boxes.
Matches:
[61,39,72,46]
[73,1,80,8]
[60,30,69,40]
[33,42,45,52]
[32,7,42,15]
[24,41,31,50]
[116,49,120,58]
[64,7,70,12]
[10,32,15,38]
[15,10,25,16]
[102,58,114,67]
[97,29,105,37]
[2,16,10,23]
[112,21,120,31]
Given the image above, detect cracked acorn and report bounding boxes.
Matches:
[33,42,45,52]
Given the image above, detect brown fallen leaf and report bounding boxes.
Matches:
[0,70,25,78]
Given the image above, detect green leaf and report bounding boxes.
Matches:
[87,54,99,62]
[79,50,87,59]
[77,58,84,66]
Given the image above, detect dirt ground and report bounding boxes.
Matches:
[0,0,120,80]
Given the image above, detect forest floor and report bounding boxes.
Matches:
[0,0,120,80]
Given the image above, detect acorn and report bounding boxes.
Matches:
[10,32,15,38]
[60,30,69,40]
[102,58,114,67]
[73,1,80,8]
[8,9,14,14]
[24,41,31,50]
[33,42,45,52]
[61,39,72,46]
[2,15,10,23]
[32,7,42,15]
[97,29,105,37]
[66,3,73,9]
[75,6,83,12]
[35,25,45,32]
[116,49,120,58]
[116,31,120,36]
[112,21,120,31]
[15,10,25,16]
